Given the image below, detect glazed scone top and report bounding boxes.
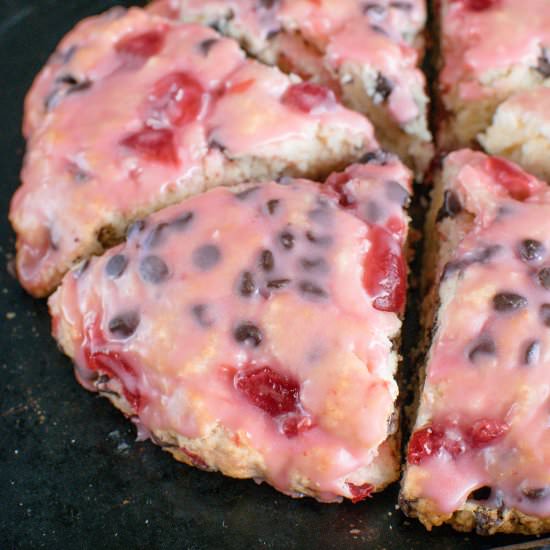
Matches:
[440,0,550,101]
[12,7,375,296]
[50,162,411,501]
[406,150,550,518]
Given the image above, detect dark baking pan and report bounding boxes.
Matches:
[0,2,548,549]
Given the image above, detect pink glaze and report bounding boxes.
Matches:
[11,7,375,296]
[407,150,550,517]
[440,0,550,101]
[180,0,426,125]
[50,165,411,501]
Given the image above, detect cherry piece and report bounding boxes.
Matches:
[234,366,300,417]
[326,172,355,208]
[486,157,536,201]
[148,71,205,126]
[363,225,406,313]
[458,0,497,10]
[120,127,178,164]
[281,82,335,113]
[346,482,374,503]
[468,419,509,448]
[407,426,445,465]
[115,30,165,69]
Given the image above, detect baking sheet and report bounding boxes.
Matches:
[0,1,544,548]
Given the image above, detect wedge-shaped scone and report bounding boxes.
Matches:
[49,161,411,502]
[401,149,550,534]
[11,6,376,297]
[479,87,550,182]
[173,0,432,172]
[436,0,550,150]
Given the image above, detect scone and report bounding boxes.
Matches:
[11,6,376,297]
[479,87,550,182]
[401,149,550,534]
[436,0,550,150]
[49,160,412,502]
[171,0,433,172]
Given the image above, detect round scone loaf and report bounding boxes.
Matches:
[11,6,376,297]
[49,159,412,502]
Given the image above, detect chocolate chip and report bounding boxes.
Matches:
[260,249,275,271]
[108,311,140,338]
[359,149,393,165]
[192,244,221,271]
[436,190,462,222]
[524,339,541,365]
[298,280,328,299]
[364,201,382,223]
[540,304,550,327]
[469,486,492,501]
[191,304,214,328]
[105,254,128,279]
[370,24,388,36]
[208,138,226,152]
[536,48,550,78]
[235,186,260,200]
[538,267,550,289]
[258,0,278,8]
[66,79,92,94]
[127,219,146,238]
[468,336,496,363]
[386,180,410,206]
[170,211,194,231]
[305,231,332,247]
[266,28,280,39]
[374,73,393,101]
[442,245,501,279]
[267,278,291,289]
[239,271,256,296]
[362,3,385,15]
[234,322,262,347]
[74,258,90,278]
[266,199,280,215]
[522,487,549,500]
[492,292,528,312]
[279,230,295,250]
[56,74,78,86]
[57,44,77,64]
[139,255,169,284]
[197,38,218,56]
[518,239,545,263]
[145,222,170,248]
[300,257,329,273]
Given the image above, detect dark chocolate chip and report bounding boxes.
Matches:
[524,339,541,365]
[191,304,214,328]
[127,219,146,238]
[536,48,550,78]
[170,211,194,231]
[365,200,382,223]
[300,257,329,273]
[108,311,140,338]
[235,186,260,200]
[266,278,291,289]
[522,487,549,500]
[390,1,413,10]
[362,3,386,15]
[266,28,280,40]
[298,280,328,299]
[139,255,169,284]
[359,149,394,165]
[386,180,410,206]
[74,258,90,278]
[538,267,550,289]
[266,199,280,215]
[239,271,256,297]
[279,230,295,250]
[518,239,545,263]
[468,336,496,363]
[58,44,77,64]
[209,138,226,152]
[258,0,278,8]
[192,244,222,271]
[234,322,262,347]
[442,245,501,279]
[374,73,393,101]
[197,38,218,56]
[305,231,332,247]
[308,200,332,223]
[105,254,128,279]
[436,190,462,222]
[259,249,275,272]
[540,304,550,327]
[66,79,92,94]
[370,24,388,36]
[492,292,528,312]
[469,486,492,501]
[56,74,78,86]
[145,222,170,248]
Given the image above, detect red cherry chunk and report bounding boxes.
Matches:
[148,71,205,126]
[346,482,374,503]
[281,82,335,113]
[235,366,300,417]
[459,0,497,10]
[364,225,406,313]
[120,127,178,164]
[281,414,312,438]
[407,426,445,465]
[325,172,355,208]
[486,156,536,201]
[468,418,509,448]
[115,30,165,68]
